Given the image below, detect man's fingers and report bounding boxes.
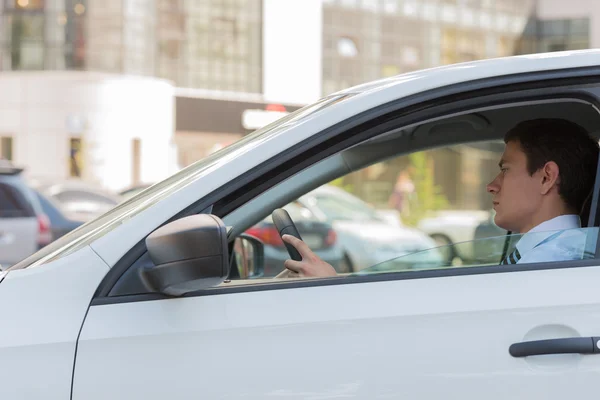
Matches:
[282,234,313,257]
[284,259,304,273]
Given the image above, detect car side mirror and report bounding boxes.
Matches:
[232,234,265,279]
[141,214,230,296]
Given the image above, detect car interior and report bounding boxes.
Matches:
[104,97,600,297]
[221,99,600,279]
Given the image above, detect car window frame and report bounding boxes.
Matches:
[92,69,600,305]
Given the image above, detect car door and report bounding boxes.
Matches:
[0,181,37,267]
[72,233,600,399]
[71,65,600,398]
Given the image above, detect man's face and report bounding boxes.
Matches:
[487,140,542,233]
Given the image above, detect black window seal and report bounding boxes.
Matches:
[591,156,600,257]
[91,256,600,306]
[93,66,600,301]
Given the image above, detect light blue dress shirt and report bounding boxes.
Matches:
[516,214,593,264]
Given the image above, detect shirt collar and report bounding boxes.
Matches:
[516,214,581,255]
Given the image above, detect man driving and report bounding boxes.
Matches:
[282,118,600,277]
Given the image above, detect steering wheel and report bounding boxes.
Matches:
[271,208,304,278]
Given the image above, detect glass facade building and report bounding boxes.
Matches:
[516,17,590,55]
[322,0,535,96]
[0,0,263,93]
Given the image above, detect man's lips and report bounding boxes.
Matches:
[493,201,499,207]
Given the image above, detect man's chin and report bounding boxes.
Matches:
[493,216,509,231]
[494,217,518,233]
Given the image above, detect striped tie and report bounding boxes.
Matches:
[501,248,521,265]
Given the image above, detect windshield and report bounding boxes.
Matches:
[355,228,598,275]
[10,94,355,270]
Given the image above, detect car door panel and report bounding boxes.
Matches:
[73,264,600,399]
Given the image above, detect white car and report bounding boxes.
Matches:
[417,209,492,262]
[4,51,600,399]
[298,185,441,271]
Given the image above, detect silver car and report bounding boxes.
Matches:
[297,185,442,272]
[0,161,51,268]
[28,178,122,221]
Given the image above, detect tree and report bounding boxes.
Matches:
[402,151,449,226]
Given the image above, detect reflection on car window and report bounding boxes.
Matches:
[355,228,598,275]
[314,194,379,221]
[10,93,356,270]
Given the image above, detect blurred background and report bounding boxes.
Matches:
[0,0,594,270]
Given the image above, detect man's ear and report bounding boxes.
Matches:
[540,161,560,195]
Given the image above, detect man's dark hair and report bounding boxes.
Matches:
[504,118,599,212]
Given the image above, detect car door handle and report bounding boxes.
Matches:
[510,337,600,357]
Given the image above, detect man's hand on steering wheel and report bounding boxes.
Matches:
[282,235,338,278]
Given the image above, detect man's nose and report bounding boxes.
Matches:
[487,176,500,194]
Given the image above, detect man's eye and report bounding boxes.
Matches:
[501,168,508,174]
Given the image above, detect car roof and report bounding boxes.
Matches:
[28,178,121,200]
[0,159,24,176]
[331,50,600,100]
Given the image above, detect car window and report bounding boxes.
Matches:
[0,183,34,218]
[232,135,599,282]
[35,192,63,223]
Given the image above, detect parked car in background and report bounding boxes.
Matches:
[0,161,51,268]
[417,209,492,264]
[33,190,85,242]
[28,179,122,221]
[297,185,442,271]
[245,202,345,276]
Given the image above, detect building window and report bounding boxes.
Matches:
[132,138,141,185]
[322,0,533,96]
[0,137,13,161]
[69,138,83,178]
[7,13,45,69]
[158,0,263,93]
[4,0,45,10]
[516,17,591,55]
